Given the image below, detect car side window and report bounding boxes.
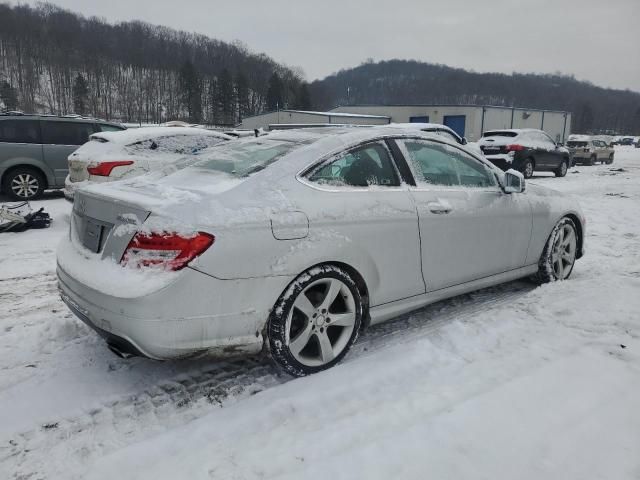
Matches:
[0,120,42,144]
[399,140,495,188]
[98,124,125,132]
[41,121,95,145]
[308,142,400,188]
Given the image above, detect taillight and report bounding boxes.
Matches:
[121,232,214,271]
[505,144,525,152]
[87,161,134,176]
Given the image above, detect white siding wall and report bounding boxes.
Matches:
[240,110,389,129]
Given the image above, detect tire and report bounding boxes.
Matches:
[554,159,568,177]
[1,167,46,200]
[606,154,614,165]
[587,155,596,166]
[267,265,363,377]
[522,158,534,179]
[535,217,578,284]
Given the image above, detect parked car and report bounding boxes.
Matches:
[478,129,571,179]
[0,113,125,200]
[64,127,232,201]
[58,126,585,376]
[618,137,635,146]
[566,136,614,165]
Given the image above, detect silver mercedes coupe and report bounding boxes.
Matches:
[57,126,585,376]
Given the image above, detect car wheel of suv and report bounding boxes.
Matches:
[522,159,534,179]
[535,217,578,284]
[2,167,46,200]
[587,155,596,166]
[268,265,363,377]
[554,159,568,177]
[606,154,614,165]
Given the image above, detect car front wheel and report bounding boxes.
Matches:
[536,217,578,283]
[554,159,568,177]
[268,265,363,377]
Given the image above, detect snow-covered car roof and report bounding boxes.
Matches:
[90,127,232,146]
[482,128,541,136]
[567,134,592,142]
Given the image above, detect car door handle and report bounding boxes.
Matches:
[427,202,452,214]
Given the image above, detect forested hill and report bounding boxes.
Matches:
[310,60,640,134]
[0,3,310,125]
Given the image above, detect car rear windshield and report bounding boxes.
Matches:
[482,131,518,138]
[192,138,306,176]
[567,141,588,147]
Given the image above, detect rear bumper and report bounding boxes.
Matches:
[57,260,289,360]
[484,154,522,171]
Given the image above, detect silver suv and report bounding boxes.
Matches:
[0,114,125,200]
[566,137,614,166]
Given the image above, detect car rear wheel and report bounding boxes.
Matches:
[606,154,614,165]
[536,217,578,283]
[2,167,46,200]
[267,265,363,377]
[522,159,534,179]
[587,155,596,166]
[554,159,568,177]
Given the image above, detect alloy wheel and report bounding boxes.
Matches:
[10,173,39,199]
[524,161,534,178]
[551,224,577,279]
[286,278,357,367]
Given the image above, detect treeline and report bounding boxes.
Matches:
[0,2,311,125]
[310,59,640,134]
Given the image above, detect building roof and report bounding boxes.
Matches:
[242,109,390,121]
[330,104,571,115]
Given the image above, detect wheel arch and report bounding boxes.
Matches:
[564,213,584,259]
[0,162,50,192]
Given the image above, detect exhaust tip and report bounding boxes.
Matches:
[107,341,138,359]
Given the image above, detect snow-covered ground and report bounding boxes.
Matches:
[1,148,639,480]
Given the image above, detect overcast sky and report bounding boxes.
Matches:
[18,0,640,92]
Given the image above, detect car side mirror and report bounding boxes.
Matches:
[503,169,525,194]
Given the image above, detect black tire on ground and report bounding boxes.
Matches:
[1,167,46,201]
[267,265,363,377]
[606,154,614,165]
[522,158,535,179]
[535,217,578,284]
[587,155,596,166]
[554,159,568,177]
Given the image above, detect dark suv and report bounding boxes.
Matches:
[478,129,571,179]
[0,114,125,200]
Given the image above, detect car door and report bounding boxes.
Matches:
[41,120,97,187]
[299,140,426,305]
[394,138,532,291]
[540,131,564,169]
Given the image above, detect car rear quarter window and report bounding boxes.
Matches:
[0,120,42,144]
[41,121,96,145]
[308,142,400,188]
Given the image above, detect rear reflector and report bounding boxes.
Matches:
[88,161,134,176]
[505,144,525,152]
[121,232,214,271]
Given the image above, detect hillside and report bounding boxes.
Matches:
[0,3,309,125]
[310,60,640,134]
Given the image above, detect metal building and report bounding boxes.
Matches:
[329,105,572,142]
[239,109,390,130]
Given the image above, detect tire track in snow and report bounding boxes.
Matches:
[2,279,536,479]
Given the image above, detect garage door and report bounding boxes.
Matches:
[443,115,466,137]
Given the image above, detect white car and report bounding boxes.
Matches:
[57,126,585,376]
[64,127,232,200]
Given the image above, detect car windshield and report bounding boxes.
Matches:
[191,138,305,176]
[567,141,588,147]
[482,131,518,138]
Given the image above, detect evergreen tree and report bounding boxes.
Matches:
[218,68,235,125]
[235,71,249,122]
[0,80,19,111]
[72,74,89,115]
[179,60,202,123]
[293,83,312,110]
[266,73,283,111]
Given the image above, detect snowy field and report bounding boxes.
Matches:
[1,147,639,479]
